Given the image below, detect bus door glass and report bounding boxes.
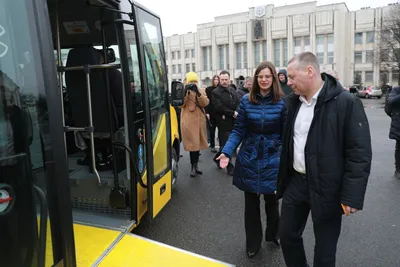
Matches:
[117,20,148,220]
[135,7,172,218]
[0,0,71,266]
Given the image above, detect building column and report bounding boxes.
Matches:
[287,16,294,62]
[212,28,217,73]
[309,13,316,53]
[229,24,235,75]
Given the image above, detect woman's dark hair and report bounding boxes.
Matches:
[212,75,220,87]
[248,61,283,104]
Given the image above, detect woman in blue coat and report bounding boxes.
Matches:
[217,61,286,258]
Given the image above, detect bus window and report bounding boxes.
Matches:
[0,1,55,266]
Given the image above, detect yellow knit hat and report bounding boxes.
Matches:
[186,71,199,83]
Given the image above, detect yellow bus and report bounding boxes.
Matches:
[0,0,235,266]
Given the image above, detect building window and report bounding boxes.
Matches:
[354,71,362,83]
[209,48,213,70]
[178,64,182,73]
[366,31,375,43]
[294,37,302,55]
[327,34,334,64]
[192,49,195,57]
[192,63,196,72]
[166,52,168,60]
[304,36,311,52]
[172,51,175,59]
[365,71,373,82]
[177,51,181,59]
[244,43,248,69]
[186,63,190,73]
[316,35,324,64]
[263,41,268,60]
[225,46,230,69]
[273,39,280,67]
[202,47,209,71]
[255,41,261,66]
[355,32,363,45]
[185,49,190,58]
[354,51,362,64]
[283,38,288,66]
[219,45,225,70]
[173,65,176,73]
[236,43,242,69]
[392,71,399,84]
[366,50,374,63]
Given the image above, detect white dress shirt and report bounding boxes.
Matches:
[293,84,324,174]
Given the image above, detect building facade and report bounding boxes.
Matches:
[164,1,399,87]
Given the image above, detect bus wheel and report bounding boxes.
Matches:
[171,149,179,189]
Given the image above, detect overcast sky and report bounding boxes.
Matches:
[135,0,399,36]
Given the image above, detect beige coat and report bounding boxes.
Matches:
[180,88,209,152]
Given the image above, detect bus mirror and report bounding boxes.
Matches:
[170,81,184,107]
[106,48,116,63]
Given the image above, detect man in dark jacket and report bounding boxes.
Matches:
[212,70,240,175]
[278,69,292,95]
[236,76,252,99]
[385,86,400,178]
[277,52,372,267]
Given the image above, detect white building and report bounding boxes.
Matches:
[164,1,399,87]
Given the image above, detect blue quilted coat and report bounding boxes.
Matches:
[221,93,286,194]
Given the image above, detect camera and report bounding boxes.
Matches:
[184,83,199,95]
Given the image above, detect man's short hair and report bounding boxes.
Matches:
[219,70,230,77]
[288,52,320,73]
[245,76,252,82]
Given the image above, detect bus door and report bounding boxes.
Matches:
[117,2,172,223]
[0,0,76,266]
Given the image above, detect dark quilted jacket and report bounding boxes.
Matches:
[221,93,286,194]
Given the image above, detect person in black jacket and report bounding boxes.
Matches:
[385,85,400,178]
[212,70,240,175]
[205,75,220,153]
[236,76,252,99]
[278,69,292,95]
[277,52,372,267]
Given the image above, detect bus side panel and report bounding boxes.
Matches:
[137,175,148,223]
[169,105,180,144]
[152,171,172,217]
[151,113,171,218]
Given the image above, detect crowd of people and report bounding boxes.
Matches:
[177,51,373,267]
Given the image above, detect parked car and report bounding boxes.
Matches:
[357,86,382,99]
[349,84,363,95]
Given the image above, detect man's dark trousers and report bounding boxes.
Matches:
[279,171,342,267]
[208,116,217,148]
[218,129,234,171]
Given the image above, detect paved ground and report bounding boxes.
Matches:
[135,98,400,267]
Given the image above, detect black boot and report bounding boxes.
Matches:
[194,163,202,175]
[190,164,196,177]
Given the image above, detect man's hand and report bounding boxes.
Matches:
[233,111,238,118]
[342,203,359,216]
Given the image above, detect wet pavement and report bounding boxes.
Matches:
[135,98,400,267]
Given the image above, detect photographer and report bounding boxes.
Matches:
[180,72,209,177]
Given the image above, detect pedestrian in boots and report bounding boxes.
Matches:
[180,72,209,177]
[217,61,286,258]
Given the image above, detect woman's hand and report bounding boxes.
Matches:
[216,153,230,169]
